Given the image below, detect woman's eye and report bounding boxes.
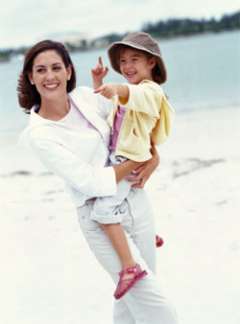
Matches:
[53,66,61,71]
[36,68,45,73]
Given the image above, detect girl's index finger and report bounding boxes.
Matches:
[98,56,103,67]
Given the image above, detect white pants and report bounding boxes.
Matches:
[91,178,132,223]
[77,189,178,324]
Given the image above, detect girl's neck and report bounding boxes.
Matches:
[39,94,70,121]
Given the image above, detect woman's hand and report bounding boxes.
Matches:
[127,145,160,188]
[91,57,108,89]
[113,160,143,183]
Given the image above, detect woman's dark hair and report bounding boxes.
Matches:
[17,40,76,113]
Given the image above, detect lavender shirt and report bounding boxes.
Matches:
[109,105,126,152]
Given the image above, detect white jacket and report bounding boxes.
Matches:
[22,86,117,207]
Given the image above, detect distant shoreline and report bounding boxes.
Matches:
[0,29,238,63]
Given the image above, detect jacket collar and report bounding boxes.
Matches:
[69,87,110,140]
[28,87,110,141]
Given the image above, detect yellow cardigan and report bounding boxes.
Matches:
[108,80,174,162]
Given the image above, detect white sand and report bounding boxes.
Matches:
[1,106,240,324]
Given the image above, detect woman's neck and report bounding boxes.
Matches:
[38,94,70,121]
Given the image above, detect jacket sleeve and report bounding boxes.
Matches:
[29,135,117,198]
[119,82,163,117]
[96,93,115,120]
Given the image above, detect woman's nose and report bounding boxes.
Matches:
[45,69,55,80]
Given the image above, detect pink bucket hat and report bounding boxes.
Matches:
[107,32,167,84]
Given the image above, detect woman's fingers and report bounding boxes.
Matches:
[126,163,152,188]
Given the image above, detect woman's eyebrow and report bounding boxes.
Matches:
[34,64,46,68]
[34,62,62,68]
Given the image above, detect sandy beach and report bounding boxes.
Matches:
[1,105,240,324]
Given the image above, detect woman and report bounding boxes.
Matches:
[18,40,178,324]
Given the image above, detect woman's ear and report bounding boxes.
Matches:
[67,66,72,81]
[28,73,34,85]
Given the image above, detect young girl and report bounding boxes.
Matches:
[91,32,173,299]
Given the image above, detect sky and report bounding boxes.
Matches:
[1,0,239,48]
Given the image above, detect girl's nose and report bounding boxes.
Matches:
[123,61,132,69]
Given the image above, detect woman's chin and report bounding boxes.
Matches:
[42,90,62,100]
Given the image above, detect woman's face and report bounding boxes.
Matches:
[29,50,71,101]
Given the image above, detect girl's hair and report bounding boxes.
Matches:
[144,51,163,84]
[17,40,76,113]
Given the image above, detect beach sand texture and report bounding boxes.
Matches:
[1,106,240,324]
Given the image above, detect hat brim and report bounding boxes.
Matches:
[108,41,167,84]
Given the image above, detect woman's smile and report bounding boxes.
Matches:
[43,82,60,90]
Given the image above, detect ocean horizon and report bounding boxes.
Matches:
[0,30,239,135]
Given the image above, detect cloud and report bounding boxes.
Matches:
[1,0,239,48]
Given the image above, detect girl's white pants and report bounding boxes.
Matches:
[77,189,178,324]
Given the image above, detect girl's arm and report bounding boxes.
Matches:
[94,83,129,104]
[91,57,108,90]
[95,82,164,118]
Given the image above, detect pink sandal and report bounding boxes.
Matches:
[114,264,147,299]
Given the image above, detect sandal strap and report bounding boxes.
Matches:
[119,264,140,276]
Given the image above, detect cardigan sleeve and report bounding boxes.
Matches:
[119,81,174,144]
[29,134,117,198]
[119,81,163,117]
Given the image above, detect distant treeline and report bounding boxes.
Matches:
[101,10,240,43]
[142,10,240,38]
[1,10,239,61]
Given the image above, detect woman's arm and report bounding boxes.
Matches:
[29,134,142,197]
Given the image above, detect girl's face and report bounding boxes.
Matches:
[119,48,156,84]
[29,50,71,102]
